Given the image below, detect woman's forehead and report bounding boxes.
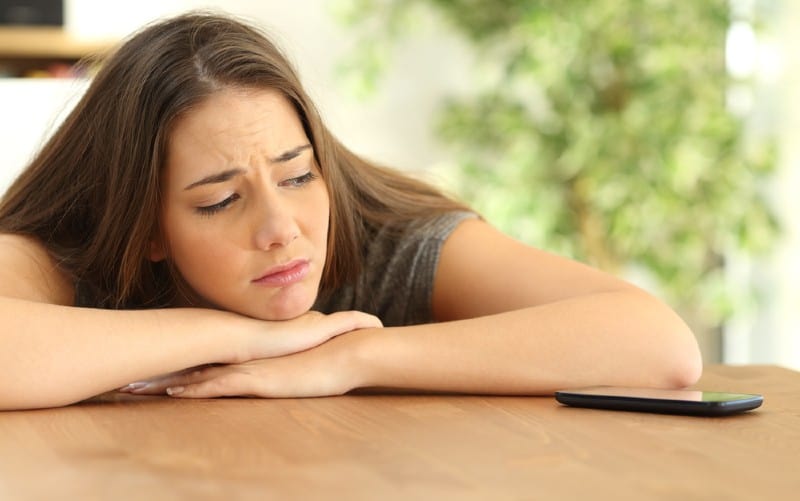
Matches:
[176,88,298,137]
[166,89,307,168]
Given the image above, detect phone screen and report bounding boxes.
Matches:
[554,386,763,416]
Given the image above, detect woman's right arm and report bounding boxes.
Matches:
[0,235,379,410]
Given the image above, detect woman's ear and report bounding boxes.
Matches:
[148,236,167,262]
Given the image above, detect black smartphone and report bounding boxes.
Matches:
[554,386,763,416]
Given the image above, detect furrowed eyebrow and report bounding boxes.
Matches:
[183,144,312,190]
[184,168,246,191]
[270,144,312,163]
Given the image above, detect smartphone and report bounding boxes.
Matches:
[554,386,763,416]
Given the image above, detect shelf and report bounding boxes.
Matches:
[0,26,113,59]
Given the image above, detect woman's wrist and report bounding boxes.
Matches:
[177,307,254,365]
[339,326,392,391]
[319,326,373,392]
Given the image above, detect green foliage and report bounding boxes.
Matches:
[335,0,779,332]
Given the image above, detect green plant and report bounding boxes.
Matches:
[335,0,779,357]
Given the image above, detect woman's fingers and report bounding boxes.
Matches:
[120,364,223,395]
[319,310,382,336]
[165,372,258,399]
[248,309,381,359]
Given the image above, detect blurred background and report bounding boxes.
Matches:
[0,0,797,369]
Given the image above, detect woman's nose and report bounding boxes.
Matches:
[252,196,300,250]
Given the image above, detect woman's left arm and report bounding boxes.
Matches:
[349,218,702,394]
[135,219,701,399]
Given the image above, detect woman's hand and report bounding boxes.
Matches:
[236,309,382,362]
[121,328,370,398]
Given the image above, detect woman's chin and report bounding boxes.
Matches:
[246,297,316,321]
[199,287,319,321]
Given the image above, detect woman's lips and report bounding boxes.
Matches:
[252,259,310,287]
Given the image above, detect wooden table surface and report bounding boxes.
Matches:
[1,365,798,500]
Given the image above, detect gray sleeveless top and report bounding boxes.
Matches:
[313,211,477,326]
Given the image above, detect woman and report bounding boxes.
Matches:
[0,12,701,410]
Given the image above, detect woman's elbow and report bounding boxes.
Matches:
[657,313,703,389]
[667,344,703,388]
[624,291,703,389]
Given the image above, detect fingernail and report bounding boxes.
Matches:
[120,382,147,392]
[166,386,185,396]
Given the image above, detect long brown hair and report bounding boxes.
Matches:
[0,11,469,309]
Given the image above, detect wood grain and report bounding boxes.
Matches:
[1,365,798,500]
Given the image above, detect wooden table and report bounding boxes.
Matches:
[1,365,798,500]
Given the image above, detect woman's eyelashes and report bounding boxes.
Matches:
[279,171,317,188]
[193,172,318,217]
[196,193,241,216]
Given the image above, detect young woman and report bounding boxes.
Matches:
[0,12,701,410]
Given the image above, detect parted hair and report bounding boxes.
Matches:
[0,11,468,308]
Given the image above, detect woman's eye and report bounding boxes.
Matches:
[279,172,318,188]
[196,193,240,216]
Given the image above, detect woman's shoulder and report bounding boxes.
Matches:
[0,233,74,304]
[380,210,479,239]
[417,211,478,235]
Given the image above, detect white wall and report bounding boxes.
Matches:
[0,79,87,193]
[721,0,800,370]
[772,2,800,370]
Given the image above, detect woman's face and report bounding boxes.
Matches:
[154,87,329,320]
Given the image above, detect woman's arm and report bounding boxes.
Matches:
[386,217,704,392]
[0,235,380,410]
[131,219,701,399]
[351,292,700,394]
[367,219,701,392]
